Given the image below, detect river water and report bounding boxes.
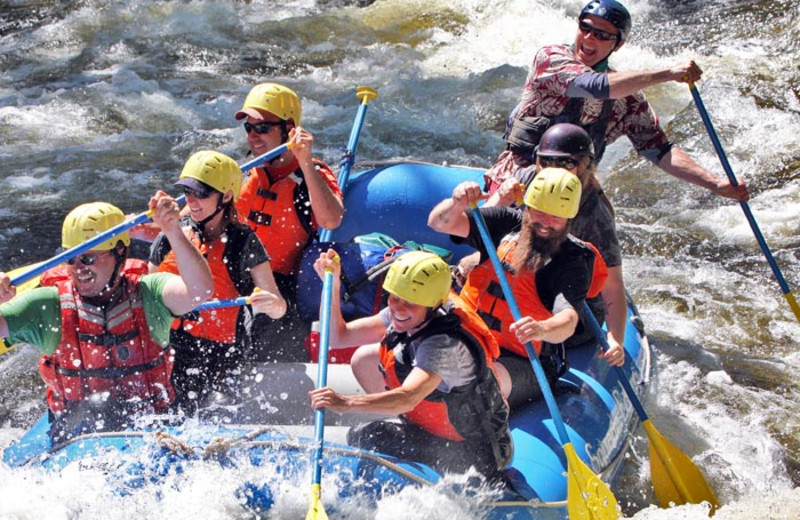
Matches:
[1,0,799,518]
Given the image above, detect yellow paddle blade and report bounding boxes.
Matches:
[305,483,329,520]
[0,262,44,355]
[565,442,620,520]
[644,420,719,512]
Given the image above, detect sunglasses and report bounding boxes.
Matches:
[182,186,214,199]
[243,121,280,135]
[67,251,112,266]
[539,156,580,170]
[579,20,618,42]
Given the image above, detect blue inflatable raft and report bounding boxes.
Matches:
[2,162,653,519]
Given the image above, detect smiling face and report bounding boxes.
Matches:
[182,187,224,223]
[67,249,120,299]
[574,15,621,67]
[527,207,570,238]
[244,113,289,159]
[386,294,431,334]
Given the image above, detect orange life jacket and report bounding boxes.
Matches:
[378,296,512,470]
[157,225,241,345]
[237,157,339,277]
[38,274,174,415]
[460,234,607,357]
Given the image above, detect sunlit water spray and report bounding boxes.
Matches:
[1,0,800,518]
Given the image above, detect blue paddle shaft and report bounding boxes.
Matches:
[469,207,573,445]
[10,195,185,286]
[239,143,290,173]
[9,143,290,288]
[194,296,249,312]
[318,89,375,243]
[689,85,793,296]
[582,302,648,419]
[311,269,334,485]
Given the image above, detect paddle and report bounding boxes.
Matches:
[307,87,376,518]
[688,82,800,323]
[306,259,336,520]
[194,296,250,312]
[469,205,619,520]
[6,142,292,288]
[583,302,719,512]
[318,86,378,243]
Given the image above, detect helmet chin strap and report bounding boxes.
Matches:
[88,246,126,304]
[195,196,231,242]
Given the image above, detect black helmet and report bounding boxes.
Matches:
[579,0,632,43]
[536,124,595,158]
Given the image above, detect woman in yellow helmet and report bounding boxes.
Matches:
[309,249,512,480]
[149,150,286,414]
[0,193,213,442]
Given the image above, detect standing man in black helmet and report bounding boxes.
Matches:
[485,0,749,202]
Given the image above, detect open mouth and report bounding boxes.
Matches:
[74,269,96,284]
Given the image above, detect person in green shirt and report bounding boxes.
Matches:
[0,191,213,442]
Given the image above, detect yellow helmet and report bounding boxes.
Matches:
[523,167,582,219]
[235,82,302,125]
[177,150,242,202]
[383,251,451,308]
[62,202,130,250]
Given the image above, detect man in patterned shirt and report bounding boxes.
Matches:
[485,0,749,203]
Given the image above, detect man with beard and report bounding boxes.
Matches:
[428,168,607,410]
[480,124,625,368]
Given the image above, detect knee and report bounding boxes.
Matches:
[350,344,385,393]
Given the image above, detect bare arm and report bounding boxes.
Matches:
[510,308,580,345]
[313,249,386,348]
[598,265,626,367]
[309,367,442,415]
[427,181,487,237]
[290,127,344,230]
[607,60,702,99]
[149,191,214,315]
[658,146,749,201]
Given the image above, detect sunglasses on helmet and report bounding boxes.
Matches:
[579,20,618,42]
[243,121,280,135]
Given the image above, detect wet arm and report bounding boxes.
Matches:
[311,367,441,415]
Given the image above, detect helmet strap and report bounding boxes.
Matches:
[195,196,231,241]
[92,244,127,303]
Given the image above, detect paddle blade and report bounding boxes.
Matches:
[565,443,620,520]
[644,421,719,513]
[305,483,329,520]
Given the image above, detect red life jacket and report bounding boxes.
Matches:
[38,272,174,415]
[236,157,339,277]
[460,234,607,357]
[378,296,513,469]
[157,225,241,345]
